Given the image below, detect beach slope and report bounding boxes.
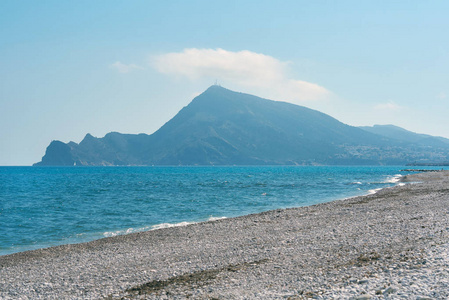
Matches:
[1,171,449,299]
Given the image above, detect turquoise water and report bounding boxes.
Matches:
[0,166,444,256]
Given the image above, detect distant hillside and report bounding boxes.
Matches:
[35,86,449,166]
[359,124,449,148]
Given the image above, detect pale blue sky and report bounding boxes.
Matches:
[1,1,449,165]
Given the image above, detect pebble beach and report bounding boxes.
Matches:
[1,171,449,299]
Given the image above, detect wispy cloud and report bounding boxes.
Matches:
[374,102,402,111]
[151,48,330,103]
[110,61,144,73]
[437,92,447,99]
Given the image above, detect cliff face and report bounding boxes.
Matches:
[35,141,75,166]
[34,86,449,166]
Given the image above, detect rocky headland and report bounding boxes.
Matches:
[34,86,449,166]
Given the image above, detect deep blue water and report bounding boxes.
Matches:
[1,166,445,256]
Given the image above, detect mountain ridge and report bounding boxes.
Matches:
[359,124,449,148]
[34,86,449,166]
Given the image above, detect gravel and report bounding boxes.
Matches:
[1,171,449,299]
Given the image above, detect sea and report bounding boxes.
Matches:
[1,165,446,256]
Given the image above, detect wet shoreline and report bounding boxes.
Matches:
[1,171,449,299]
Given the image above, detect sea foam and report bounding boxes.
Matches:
[103,226,152,237]
[384,174,402,183]
[102,216,227,237]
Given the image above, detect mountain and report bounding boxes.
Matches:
[359,124,449,148]
[34,86,449,166]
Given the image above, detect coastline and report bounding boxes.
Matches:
[1,171,449,299]
[0,166,409,257]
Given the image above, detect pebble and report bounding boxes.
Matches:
[1,172,449,299]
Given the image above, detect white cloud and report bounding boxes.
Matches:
[151,48,330,103]
[374,102,402,111]
[110,61,144,73]
[437,92,447,99]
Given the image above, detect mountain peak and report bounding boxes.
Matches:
[206,84,225,90]
[202,84,234,95]
[34,87,449,166]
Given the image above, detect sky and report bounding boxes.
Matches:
[1,1,449,165]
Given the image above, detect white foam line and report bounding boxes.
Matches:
[384,174,403,183]
[368,188,383,195]
[341,174,408,201]
[103,216,227,237]
[150,221,194,230]
[103,226,152,237]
